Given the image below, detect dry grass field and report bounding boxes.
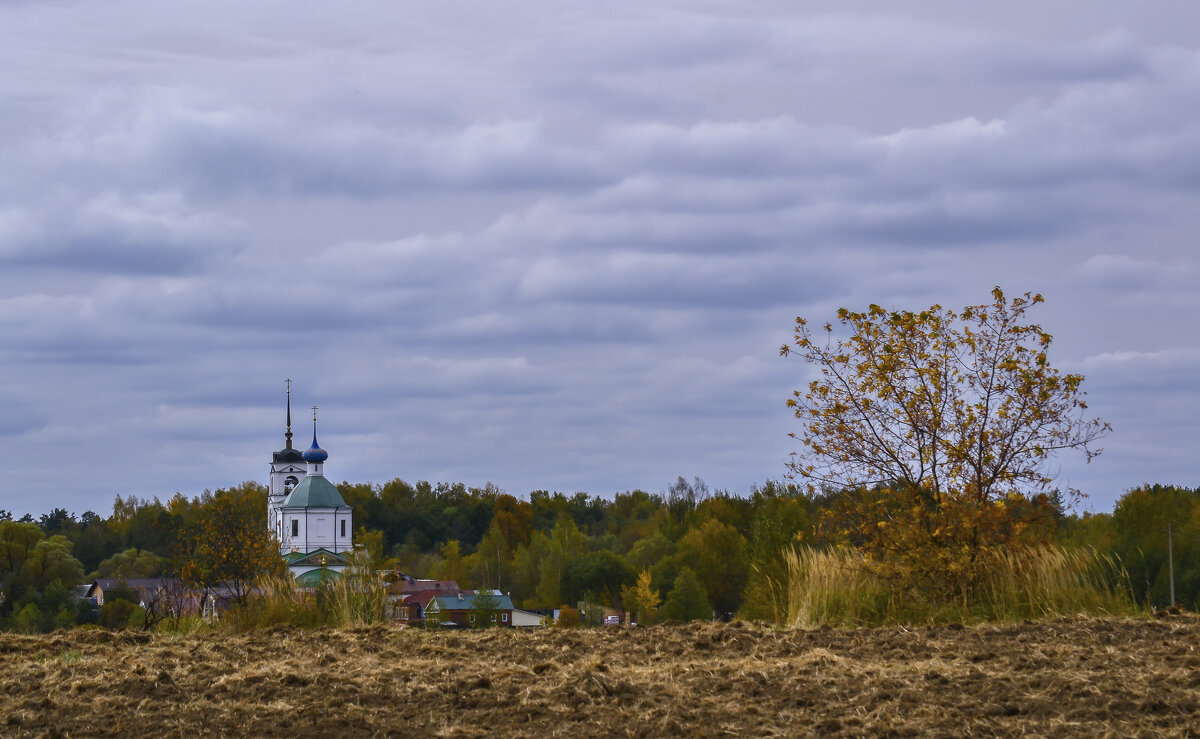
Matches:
[3,616,1199,737]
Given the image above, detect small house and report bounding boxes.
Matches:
[424,590,515,628]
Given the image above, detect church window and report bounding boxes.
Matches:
[340,520,346,537]
[291,519,298,537]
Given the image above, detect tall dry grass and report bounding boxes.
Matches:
[322,548,390,628]
[784,544,1142,628]
[230,573,329,630]
[783,547,894,628]
[159,548,392,633]
[974,546,1140,622]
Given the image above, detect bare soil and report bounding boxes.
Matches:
[3,616,1199,737]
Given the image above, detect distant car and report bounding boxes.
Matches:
[603,615,621,626]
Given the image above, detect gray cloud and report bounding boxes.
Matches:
[0,192,245,275]
[0,2,1197,513]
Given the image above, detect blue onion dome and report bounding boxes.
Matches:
[303,434,328,463]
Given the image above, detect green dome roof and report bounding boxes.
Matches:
[282,475,349,509]
[295,567,343,587]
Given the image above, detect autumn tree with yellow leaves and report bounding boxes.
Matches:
[620,569,661,625]
[781,288,1110,598]
[178,483,285,606]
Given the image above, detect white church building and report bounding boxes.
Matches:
[268,385,353,586]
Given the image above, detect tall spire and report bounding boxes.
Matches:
[284,378,294,449]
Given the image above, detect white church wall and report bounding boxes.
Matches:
[280,509,353,553]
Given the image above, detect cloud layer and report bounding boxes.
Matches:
[1,2,1198,514]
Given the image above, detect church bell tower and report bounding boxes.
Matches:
[267,379,307,540]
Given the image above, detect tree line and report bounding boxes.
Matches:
[1,477,1196,631]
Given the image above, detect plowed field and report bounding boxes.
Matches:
[3,616,1199,736]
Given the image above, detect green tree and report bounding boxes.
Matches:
[563,550,633,609]
[509,534,549,609]
[676,519,749,617]
[1110,484,1200,608]
[490,494,533,548]
[432,539,470,587]
[111,496,182,559]
[69,513,121,575]
[624,530,674,575]
[12,603,43,633]
[740,484,811,622]
[1,524,86,625]
[24,535,86,594]
[662,567,711,622]
[534,516,586,607]
[610,489,665,551]
[469,524,511,592]
[92,548,168,580]
[0,521,44,616]
[780,288,1110,598]
[355,528,397,573]
[471,589,501,628]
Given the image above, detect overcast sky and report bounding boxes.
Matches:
[1,1,1197,517]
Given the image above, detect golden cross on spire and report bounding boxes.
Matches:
[312,405,319,422]
[285,378,292,395]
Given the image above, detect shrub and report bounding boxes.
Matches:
[12,603,44,634]
[97,599,137,630]
[555,605,580,628]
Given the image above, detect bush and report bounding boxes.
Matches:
[98,599,138,630]
[12,603,44,634]
[555,605,580,628]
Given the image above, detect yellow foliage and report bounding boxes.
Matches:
[781,287,1111,600]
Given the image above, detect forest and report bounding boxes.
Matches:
[0,476,1196,632]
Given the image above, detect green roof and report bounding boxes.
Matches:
[428,592,515,612]
[283,548,349,566]
[295,568,343,587]
[282,475,349,509]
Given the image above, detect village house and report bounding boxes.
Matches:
[86,578,204,619]
[387,576,461,626]
[424,589,516,628]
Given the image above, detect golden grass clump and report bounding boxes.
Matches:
[974,545,1140,622]
[785,544,1142,628]
[321,548,391,628]
[783,546,891,628]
